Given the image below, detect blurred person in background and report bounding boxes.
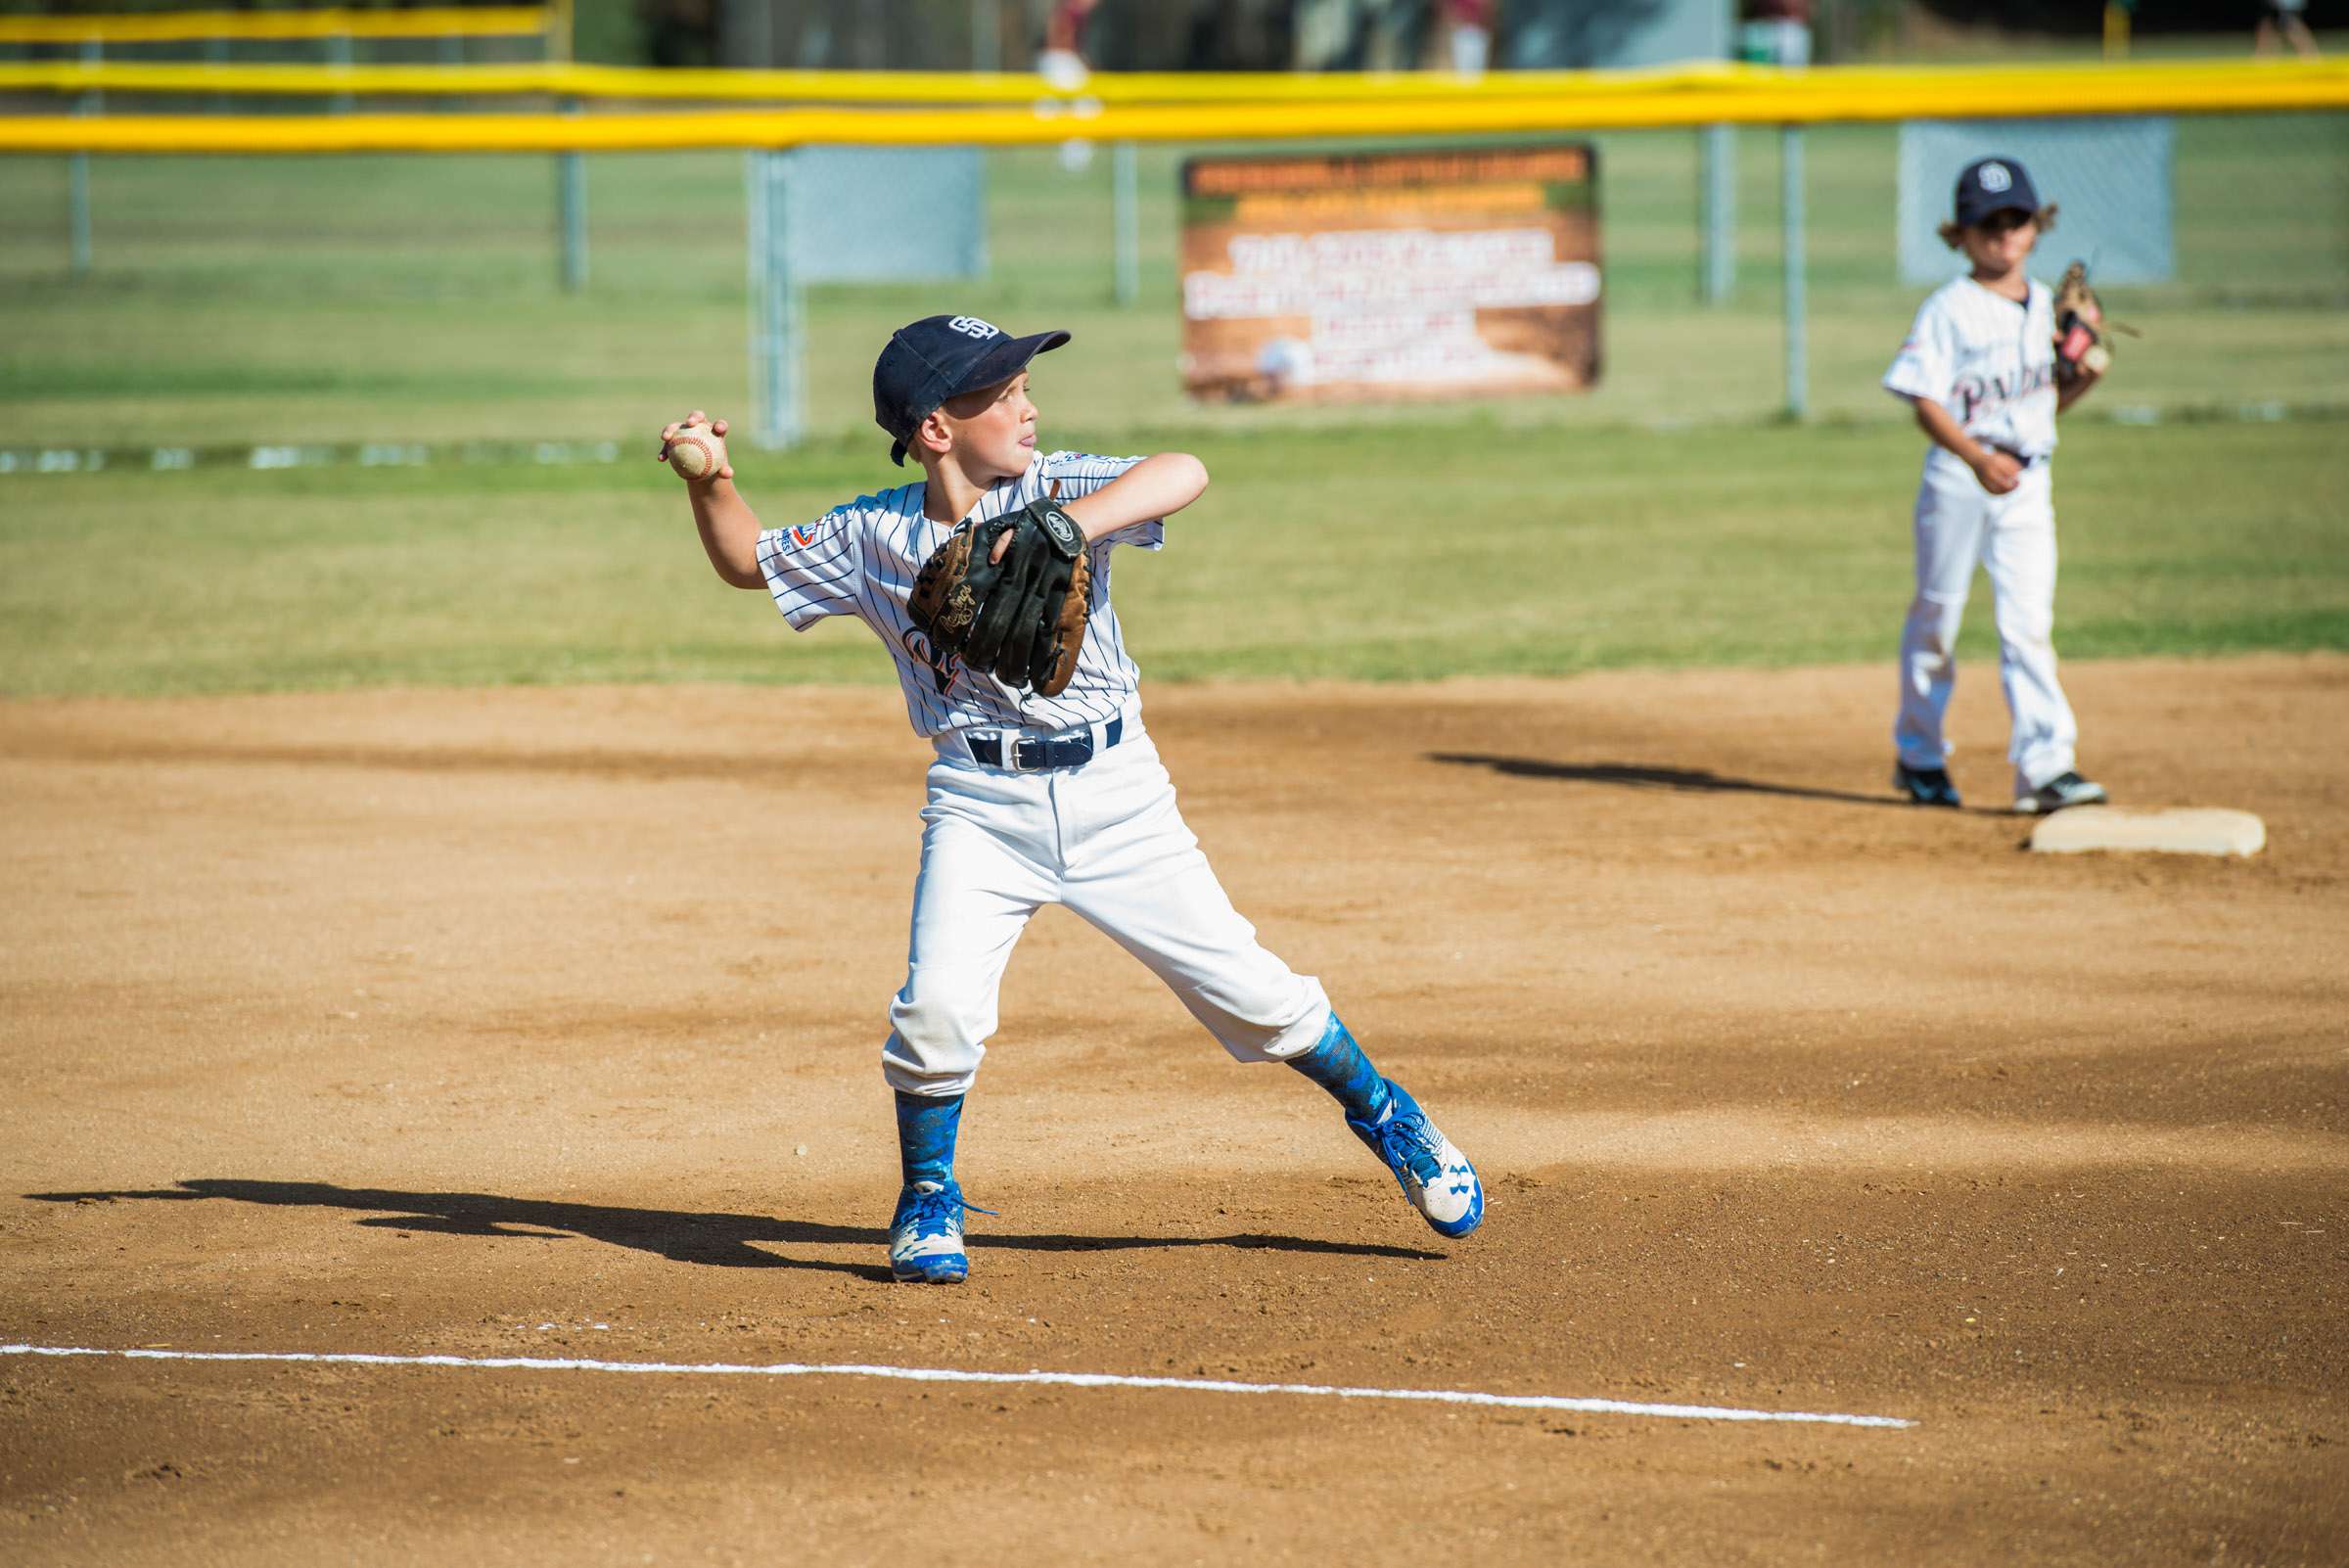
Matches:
[1439,0,1495,75]
[1039,0,1101,170]
[2254,0,2321,57]
[1039,0,1100,86]
[1881,157,2107,817]
[1738,0,1812,66]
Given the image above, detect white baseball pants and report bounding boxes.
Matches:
[1894,455,2080,796]
[882,721,1332,1098]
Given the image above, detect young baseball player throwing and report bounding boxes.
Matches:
[1882,157,2108,815]
[661,314,1484,1283]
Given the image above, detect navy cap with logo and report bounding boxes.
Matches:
[873,314,1072,466]
[1953,156,2042,227]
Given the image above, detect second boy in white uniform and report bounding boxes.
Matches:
[1882,156,2108,815]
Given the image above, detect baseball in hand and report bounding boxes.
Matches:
[666,422,727,483]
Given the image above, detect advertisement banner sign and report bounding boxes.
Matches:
[1178,144,1602,404]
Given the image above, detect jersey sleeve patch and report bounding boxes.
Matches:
[757,506,863,630]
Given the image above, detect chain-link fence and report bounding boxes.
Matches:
[1,104,2341,452]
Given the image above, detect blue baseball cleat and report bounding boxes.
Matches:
[1346,1080,1485,1239]
[1893,761,1962,808]
[889,1179,985,1283]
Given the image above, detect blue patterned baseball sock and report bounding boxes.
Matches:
[894,1089,966,1187]
[1285,1014,1393,1125]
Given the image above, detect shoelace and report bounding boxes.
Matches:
[899,1185,999,1239]
[1371,1111,1444,1187]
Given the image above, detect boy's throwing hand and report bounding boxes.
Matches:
[658,410,734,484]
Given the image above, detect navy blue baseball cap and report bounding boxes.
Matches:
[1953,157,2042,226]
[873,314,1071,466]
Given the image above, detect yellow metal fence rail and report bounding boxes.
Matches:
[2,61,2345,153]
[0,7,551,46]
[0,56,2343,112]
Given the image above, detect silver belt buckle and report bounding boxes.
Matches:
[968,716,1116,771]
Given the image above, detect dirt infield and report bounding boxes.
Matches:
[4,657,2344,1566]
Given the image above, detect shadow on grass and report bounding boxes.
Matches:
[25,1178,1444,1282]
[1430,753,1919,809]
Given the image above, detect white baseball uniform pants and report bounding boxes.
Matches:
[883,718,1332,1098]
[1894,454,2080,796]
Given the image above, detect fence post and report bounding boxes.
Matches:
[1700,123,1734,303]
[1113,141,1139,304]
[69,38,98,279]
[1780,124,1807,419]
[748,152,804,449]
[327,32,353,115]
[557,99,587,293]
[745,152,764,438]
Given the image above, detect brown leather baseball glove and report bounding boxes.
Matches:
[2053,260,2113,385]
[908,490,1092,697]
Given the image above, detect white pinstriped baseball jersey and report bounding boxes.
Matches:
[755,449,1161,739]
[1883,275,2059,461]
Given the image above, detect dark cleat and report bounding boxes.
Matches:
[1893,761,1963,808]
[2013,770,2108,815]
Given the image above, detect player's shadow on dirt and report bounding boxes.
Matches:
[26,1179,1443,1282]
[1430,754,1910,808]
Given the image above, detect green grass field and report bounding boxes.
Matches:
[1,99,2343,696]
[3,415,2342,697]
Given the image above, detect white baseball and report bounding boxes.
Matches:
[667,423,726,483]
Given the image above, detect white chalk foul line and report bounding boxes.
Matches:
[0,1343,1911,1430]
